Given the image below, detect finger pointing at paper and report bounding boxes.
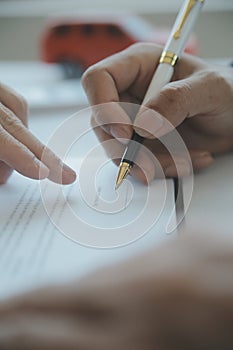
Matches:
[0,83,76,185]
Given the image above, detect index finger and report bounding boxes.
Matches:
[0,82,28,126]
[0,103,76,184]
[82,43,162,106]
[82,44,163,141]
[82,53,134,141]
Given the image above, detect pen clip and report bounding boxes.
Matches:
[173,0,203,39]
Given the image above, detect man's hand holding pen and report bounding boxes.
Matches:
[82,43,233,184]
[86,0,202,187]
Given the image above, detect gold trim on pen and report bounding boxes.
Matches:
[173,0,205,40]
[159,51,178,67]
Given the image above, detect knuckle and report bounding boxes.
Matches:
[0,128,23,161]
[1,109,23,134]
[1,107,15,127]
[15,94,28,119]
[159,85,181,107]
[81,65,103,89]
[0,127,9,147]
[127,42,154,54]
[160,86,176,102]
[200,69,226,90]
[208,70,231,92]
[159,83,191,109]
[0,124,6,139]
[157,86,179,115]
[0,83,28,117]
[128,42,145,52]
[125,42,162,63]
[198,69,232,103]
[204,69,223,83]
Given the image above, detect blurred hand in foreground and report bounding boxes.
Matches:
[0,232,233,349]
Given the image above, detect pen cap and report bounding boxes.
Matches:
[165,0,204,57]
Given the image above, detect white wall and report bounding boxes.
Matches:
[0,0,232,60]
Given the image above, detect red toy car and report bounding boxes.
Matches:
[40,14,198,78]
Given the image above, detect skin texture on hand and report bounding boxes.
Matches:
[82,43,233,183]
[0,231,233,349]
[0,83,76,185]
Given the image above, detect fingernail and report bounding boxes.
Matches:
[62,163,77,184]
[110,125,132,143]
[194,154,214,168]
[165,160,190,177]
[134,110,164,138]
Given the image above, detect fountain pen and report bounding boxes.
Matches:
[115,0,205,189]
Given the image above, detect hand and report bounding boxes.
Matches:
[0,232,233,349]
[82,43,233,183]
[0,83,76,184]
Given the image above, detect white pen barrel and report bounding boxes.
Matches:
[142,63,174,105]
[165,0,204,56]
[142,0,205,106]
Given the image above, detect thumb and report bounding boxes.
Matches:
[134,73,212,139]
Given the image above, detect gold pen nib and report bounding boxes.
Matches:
[115,162,132,190]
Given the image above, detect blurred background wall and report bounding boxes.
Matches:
[0,0,233,61]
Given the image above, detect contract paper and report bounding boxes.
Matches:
[0,157,176,299]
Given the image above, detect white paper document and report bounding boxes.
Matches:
[0,157,176,299]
